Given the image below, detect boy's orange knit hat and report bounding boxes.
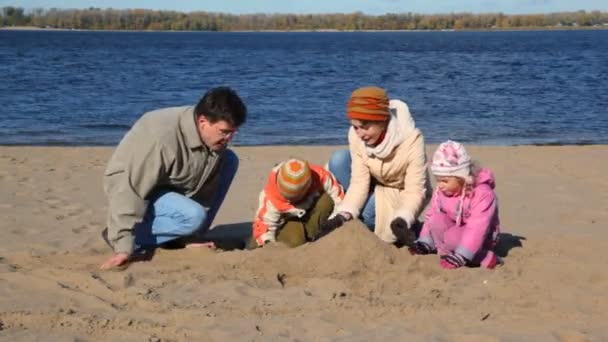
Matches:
[347,86,390,121]
[277,159,312,201]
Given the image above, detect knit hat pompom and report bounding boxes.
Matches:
[347,86,390,122]
[431,140,472,180]
[277,159,312,201]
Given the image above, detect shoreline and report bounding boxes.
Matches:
[2,25,607,33]
[1,141,607,148]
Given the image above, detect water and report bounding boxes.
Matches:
[1,30,607,146]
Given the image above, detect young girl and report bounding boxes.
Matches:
[406,140,501,269]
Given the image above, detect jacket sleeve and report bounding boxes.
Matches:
[454,189,497,261]
[252,190,283,246]
[338,129,371,218]
[317,168,345,216]
[104,142,171,255]
[417,190,438,248]
[395,133,430,228]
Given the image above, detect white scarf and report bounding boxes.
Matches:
[362,99,416,159]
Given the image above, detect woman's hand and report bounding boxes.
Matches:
[390,217,416,247]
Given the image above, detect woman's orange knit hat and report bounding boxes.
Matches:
[346,86,390,121]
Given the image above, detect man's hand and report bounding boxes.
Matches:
[390,217,416,247]
[100,252,129,271]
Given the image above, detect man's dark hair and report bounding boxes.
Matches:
[194,87,247,127]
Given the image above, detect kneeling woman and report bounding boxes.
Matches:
[326,86,431,245]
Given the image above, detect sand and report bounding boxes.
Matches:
[0,145,607,341]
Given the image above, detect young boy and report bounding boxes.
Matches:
[250,158,344,248]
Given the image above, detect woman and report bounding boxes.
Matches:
[325,86,431,246]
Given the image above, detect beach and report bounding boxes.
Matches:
[0,144,607,341]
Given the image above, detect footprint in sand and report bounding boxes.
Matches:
[71,225,88,234]
[10,229,25,236]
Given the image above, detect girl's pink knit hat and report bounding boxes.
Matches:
[431,140,471,179]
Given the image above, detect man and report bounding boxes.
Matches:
[100,87,247,270]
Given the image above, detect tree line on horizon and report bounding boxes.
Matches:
[1,6,608,31]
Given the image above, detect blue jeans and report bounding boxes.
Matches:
[134,149,239,248]
[328,149,376,231]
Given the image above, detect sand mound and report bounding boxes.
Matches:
[293,220,401,275]
[209,220,444,299]
[234,220,403,280]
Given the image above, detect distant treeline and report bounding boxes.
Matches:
[2,6,608,31]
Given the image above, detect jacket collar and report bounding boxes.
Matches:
[179,107,204,150]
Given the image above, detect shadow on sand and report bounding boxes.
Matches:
[203,221,253,250]
[495,232,526,258]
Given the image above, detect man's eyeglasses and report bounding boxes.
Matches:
[217,126,238,138]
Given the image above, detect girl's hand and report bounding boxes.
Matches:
[408,241,433,255]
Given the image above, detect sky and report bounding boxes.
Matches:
[2,0,608,15]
